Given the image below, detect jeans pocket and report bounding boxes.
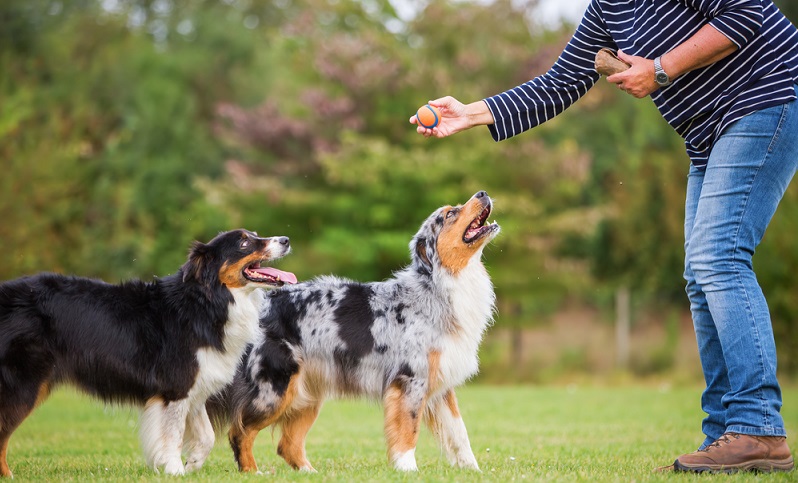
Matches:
[722,103,788,152]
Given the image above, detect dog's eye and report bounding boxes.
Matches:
[445,210,458,219]
[241,240,250,249]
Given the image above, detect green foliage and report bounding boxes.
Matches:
[1,0,241,278]
[2,0,798,374]
[775,0,798,23]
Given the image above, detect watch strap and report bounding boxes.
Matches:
[654,56,672,86]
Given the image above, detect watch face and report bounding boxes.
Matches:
[656,72,669,84]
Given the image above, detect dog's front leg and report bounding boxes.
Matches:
[423,389,479,470]
[140,398,189,475]
[160,400,191,475]
[183,404,215,472]
[383,377,427,471]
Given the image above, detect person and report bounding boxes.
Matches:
[411,0,798,474]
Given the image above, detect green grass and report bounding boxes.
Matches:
[7,385,797,481]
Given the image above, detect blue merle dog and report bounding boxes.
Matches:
[208,191,500,473]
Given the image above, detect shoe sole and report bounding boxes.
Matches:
[674,457,794,474]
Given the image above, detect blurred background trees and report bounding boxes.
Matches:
[2,0,796,380]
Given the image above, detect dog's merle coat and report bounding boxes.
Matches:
[209,191,500,472]
[0,229,292,477]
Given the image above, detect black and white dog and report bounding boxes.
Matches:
[209,191,499,473]
[0,229,296,477]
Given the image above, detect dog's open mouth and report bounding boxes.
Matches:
[244,262,297,286]
[463,203,499,243]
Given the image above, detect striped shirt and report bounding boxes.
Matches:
[484,0,798,167]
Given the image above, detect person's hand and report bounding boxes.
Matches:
[606,50,660,98]
[410,96,473,138]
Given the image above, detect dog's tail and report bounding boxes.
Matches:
[206,387,233,435]
[207,382,257,442]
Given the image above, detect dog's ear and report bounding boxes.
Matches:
[182,241,209,284]
[413,237,433,275]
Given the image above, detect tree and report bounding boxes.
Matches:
[3,0,798,377]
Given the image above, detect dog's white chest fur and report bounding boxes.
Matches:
[192,288,262,403]
[438,258,494,389]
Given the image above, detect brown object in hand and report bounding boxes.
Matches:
[595,48,631,76]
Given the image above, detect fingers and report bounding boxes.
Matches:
[615,81,633,95]
[616,49,634,64]
[417,125,448,138]
[417,125,430,136]
[409,115,436,138]
[615,84,649,99]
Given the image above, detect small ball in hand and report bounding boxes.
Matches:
[416,104,441,129]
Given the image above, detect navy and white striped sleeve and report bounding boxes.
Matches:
[483,0,615,142]
[686,0,764,48]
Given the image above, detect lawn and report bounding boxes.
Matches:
[8,384,797,481]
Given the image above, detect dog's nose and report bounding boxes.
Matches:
[278,237,290,246]
[475,190,487,199]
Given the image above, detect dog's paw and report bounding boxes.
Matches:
[458,458,480,471]
[456,453,480,471]
[184,459,203,473]
[163,459,186,476]
[392,449,419,471]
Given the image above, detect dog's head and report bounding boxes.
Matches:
[182,229,296,293]
[410,191,500,276]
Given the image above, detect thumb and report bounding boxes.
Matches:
[428,96,454,110]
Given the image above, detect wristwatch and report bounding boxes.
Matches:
[654,56,672,87]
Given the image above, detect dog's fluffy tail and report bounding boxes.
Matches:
[206,387,233,436]
[206,383,253,441]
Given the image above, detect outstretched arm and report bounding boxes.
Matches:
[411,0,615,140]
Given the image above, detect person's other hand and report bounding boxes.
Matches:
[606,50,660,98]
[410,96,471,138]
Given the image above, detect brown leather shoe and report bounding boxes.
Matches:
[674,433,794,473]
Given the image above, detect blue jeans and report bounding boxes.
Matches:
[684,86,798,450]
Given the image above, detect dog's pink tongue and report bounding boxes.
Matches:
[253,267,297,284]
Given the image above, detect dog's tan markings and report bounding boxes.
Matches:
[230,426,260,473]
[277,404,321,471]
[219,252,267,288]
[427,350,442,395]
[0,435,11,478]
[437,198,485,275]
[443,389,461,419]
[0,381,53,477]
[383,382,426,460]
[231,373,303,473]
[35,382,51,408]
